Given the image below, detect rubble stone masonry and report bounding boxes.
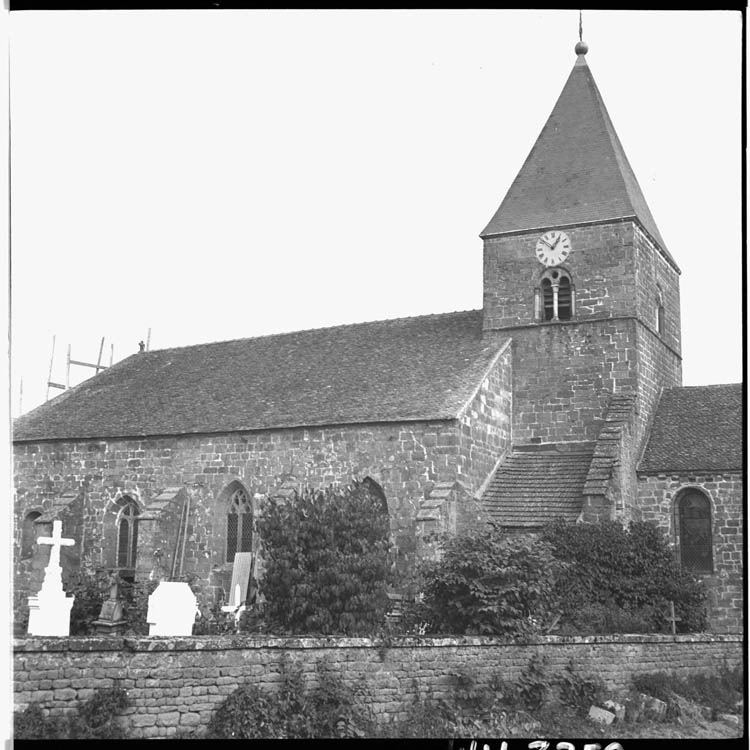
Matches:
[13,341,512,625]
[636,472,743,633]
[13,633,742,739]
[482,220,681,448]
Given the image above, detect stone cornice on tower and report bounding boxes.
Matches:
[481,51,678,272]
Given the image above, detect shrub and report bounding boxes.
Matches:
[14,687,129,740]
[412,527,564,635]
[256,480,396,635]
[634,664,744,718]
[14,703,69,739]
[67,558,114,635]
[67,686,129,739]
[541,519,707,633]
[206,660,374,738]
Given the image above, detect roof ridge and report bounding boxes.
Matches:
[662,382,742,391]
[141,308,483,356]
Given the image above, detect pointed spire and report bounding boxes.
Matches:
[481,36,675,267]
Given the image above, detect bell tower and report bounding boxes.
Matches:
[481,41,682,451]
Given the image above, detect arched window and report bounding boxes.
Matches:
[116,497,140,571]
[656,286,665,336]
[226,485,253,563]
[21,511,42,559]
[558,276,572,320]
[677,489,713,574]
[362,476,389,513]
[537,268,574,322]
[541,278,554,321]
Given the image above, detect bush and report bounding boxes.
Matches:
[634,664,744,718]
[206,660,374,738]
[14,703,68,739]
[541,519,707,633]
[67,558,113,635]
[256,480,396,635]
[14,687,129,740]
[411,527,564,635]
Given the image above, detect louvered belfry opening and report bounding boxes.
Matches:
[679,490,713,574]
[227,486,252,564]
[557,276,572,320]
[541,278,554,321]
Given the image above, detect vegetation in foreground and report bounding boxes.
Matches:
[16,661,741,740]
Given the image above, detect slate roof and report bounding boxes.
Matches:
[481,53,675,267]
[638,384,743,473]
[482,443,595,527]
[14,310,509,441]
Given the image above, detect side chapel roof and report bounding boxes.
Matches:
[14,310,509,441]
[638,383,743,473]
[481,51,676,269]
[482,443,595,527]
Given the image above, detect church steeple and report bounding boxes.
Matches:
[481,42,676,269]
[480,33,682,449]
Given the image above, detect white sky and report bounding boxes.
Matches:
[7,9,744,418]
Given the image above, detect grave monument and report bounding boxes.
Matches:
[27,519,76,636]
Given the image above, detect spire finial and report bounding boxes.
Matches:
[575,10,588,55]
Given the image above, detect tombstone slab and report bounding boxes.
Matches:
[147,581,199,636]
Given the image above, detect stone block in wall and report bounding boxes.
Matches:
[415,481,486,561]
[136,487,189,581]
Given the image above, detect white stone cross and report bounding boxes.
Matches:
[27,519,76,636]
[38,519,75,571]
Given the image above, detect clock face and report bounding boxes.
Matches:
[535,230,571,267]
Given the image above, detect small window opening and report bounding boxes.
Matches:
[656,287,665,336]
[21,511,42,559]
[558,277,572,320]
[541,278,554,321]
[539,268,574,322]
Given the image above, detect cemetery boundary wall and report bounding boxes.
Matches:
[14,633,743,739]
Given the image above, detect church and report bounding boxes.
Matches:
[12,40,742,633]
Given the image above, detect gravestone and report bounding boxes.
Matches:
[146,581,199,636]
[27,519,76,636]
[221,552,254,625]
[92,581,128,635]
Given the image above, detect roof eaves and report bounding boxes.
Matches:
[12,413,463,445]
[637,465,743,476]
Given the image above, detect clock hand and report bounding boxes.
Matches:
[540,239,555,250]
[550,234,561,249]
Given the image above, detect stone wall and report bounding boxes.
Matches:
[13,633,742,739]
[482,221,639,331]
[481,220,682,451]
[13,347,512,625]
[503,319,638,444]
[636,472,744,633]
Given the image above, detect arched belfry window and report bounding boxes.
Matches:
[226,484,253,563]
[536,268,575,322]
[21,510,42,559]
[677,489,713,574]
[116,497,140,570]
[656,286,665,336]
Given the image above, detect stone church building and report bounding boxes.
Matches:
[13,44,742,633]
